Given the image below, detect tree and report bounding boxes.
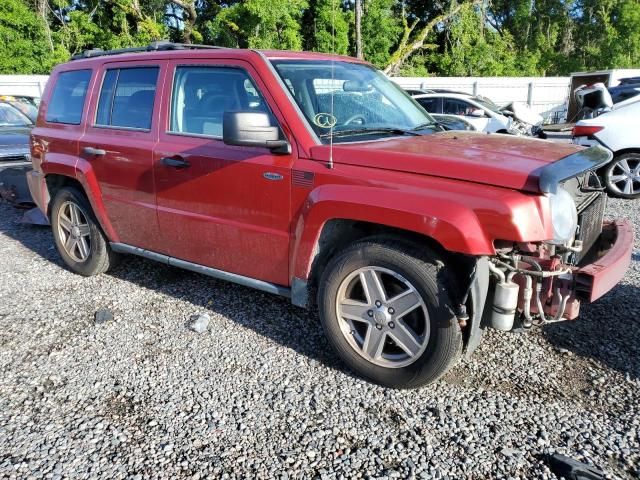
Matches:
[206,0,308,49]
[354,0,363,58]
[0,0,55,74]
[384,0,481,75]
[303,0,350,54]
[426,2,538,76]
[361,0,401,68]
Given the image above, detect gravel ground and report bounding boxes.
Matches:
[0,198,638,480]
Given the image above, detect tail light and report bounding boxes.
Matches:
[572,125,604,137]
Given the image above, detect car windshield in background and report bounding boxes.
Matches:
[473,97,502,114]
[271,60,438,143]
[0,103,32,127]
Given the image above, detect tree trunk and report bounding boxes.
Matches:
[384,0,478,76]
[355,0,363,59]
[35,0,54,52]
[169,0,197,43]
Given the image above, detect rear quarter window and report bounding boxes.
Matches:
[45,70,92,125]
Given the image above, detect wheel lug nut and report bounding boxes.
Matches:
[388,307,394,314]
[389,321,395,329]
[367,310,373,317]
[375,301,382,307]
[375,324,382,330]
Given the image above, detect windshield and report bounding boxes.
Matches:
[0,103,32,127]
[473,97,502,114]
[271,60,438,143]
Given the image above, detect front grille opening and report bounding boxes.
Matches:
[573,192,606,264]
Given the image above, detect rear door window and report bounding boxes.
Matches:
[443,99,475,116]
[46,70,92,125]
[95,67,159,130]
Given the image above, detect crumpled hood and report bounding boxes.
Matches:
[310,131,583,193]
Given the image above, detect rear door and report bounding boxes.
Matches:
[152,58,294,286]
[79,60,166,250]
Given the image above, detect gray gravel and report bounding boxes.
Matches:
[0,198,639,480]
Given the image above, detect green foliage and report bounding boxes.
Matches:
[361,0,400,67]
[2,0,639,76]
[0,0,54,74]
[208,0,308,50]
[426,3,539,76]
[303,0,350,55]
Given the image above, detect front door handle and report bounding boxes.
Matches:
[160,156,190,169]
[83,146,106,156]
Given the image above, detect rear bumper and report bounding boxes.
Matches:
[26,169,50,215]
[574,220,634,303]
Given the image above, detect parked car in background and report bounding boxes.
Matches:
[411,92,543,136]
[404,88,433,96]
[0,95,40,123]
[28,42,632,388]
[572,97,640,199]
[431,113,476,131]
[0,102,34,204]
[609,77,640,104]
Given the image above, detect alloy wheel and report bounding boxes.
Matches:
[57,201,92,262]
[607,155,640,196]
[335,266,430,368]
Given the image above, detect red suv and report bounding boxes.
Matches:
[28,42,633,388]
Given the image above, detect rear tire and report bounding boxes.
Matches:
[604,152,640,199]
[318,238,462,389]
[50,186,118,276]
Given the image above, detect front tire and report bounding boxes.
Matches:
[604,152,640,199]
[50,187,118,276]
[318,239,462,389]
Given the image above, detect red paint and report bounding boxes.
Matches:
[576,220,634,302]
[29,49,632,314]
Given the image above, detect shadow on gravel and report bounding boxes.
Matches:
[542,283,640,380]
[0,203,57,261]
[0,202,354,378]
[108,255,356,375]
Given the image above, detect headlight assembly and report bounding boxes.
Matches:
[548,186,578,245]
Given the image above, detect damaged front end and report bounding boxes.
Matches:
[485,146,634,331]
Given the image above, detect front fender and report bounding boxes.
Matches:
[291,180,552,283]
[291,184,493,281]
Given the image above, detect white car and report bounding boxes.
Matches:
[573,97,640,199]
[412,93,512,133]
[410,93,545,137]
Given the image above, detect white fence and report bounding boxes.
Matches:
[392,76,571,122]
[0,74,573,122]
[0,75,49,98]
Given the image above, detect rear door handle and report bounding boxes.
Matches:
[83,146,106,156]
[160,156,190,169]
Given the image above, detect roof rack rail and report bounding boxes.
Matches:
[70,40,226,61]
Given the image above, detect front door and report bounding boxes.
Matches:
[152,60,293,286]
[79,60,166,250]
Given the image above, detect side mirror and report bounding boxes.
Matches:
[223,111,290,154]
[470,109,486,118]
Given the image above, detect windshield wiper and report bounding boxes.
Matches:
[320,127,423,139]
[411,121,445,131]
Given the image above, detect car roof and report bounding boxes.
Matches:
[64,45,366,69]
[412,93,475,100]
